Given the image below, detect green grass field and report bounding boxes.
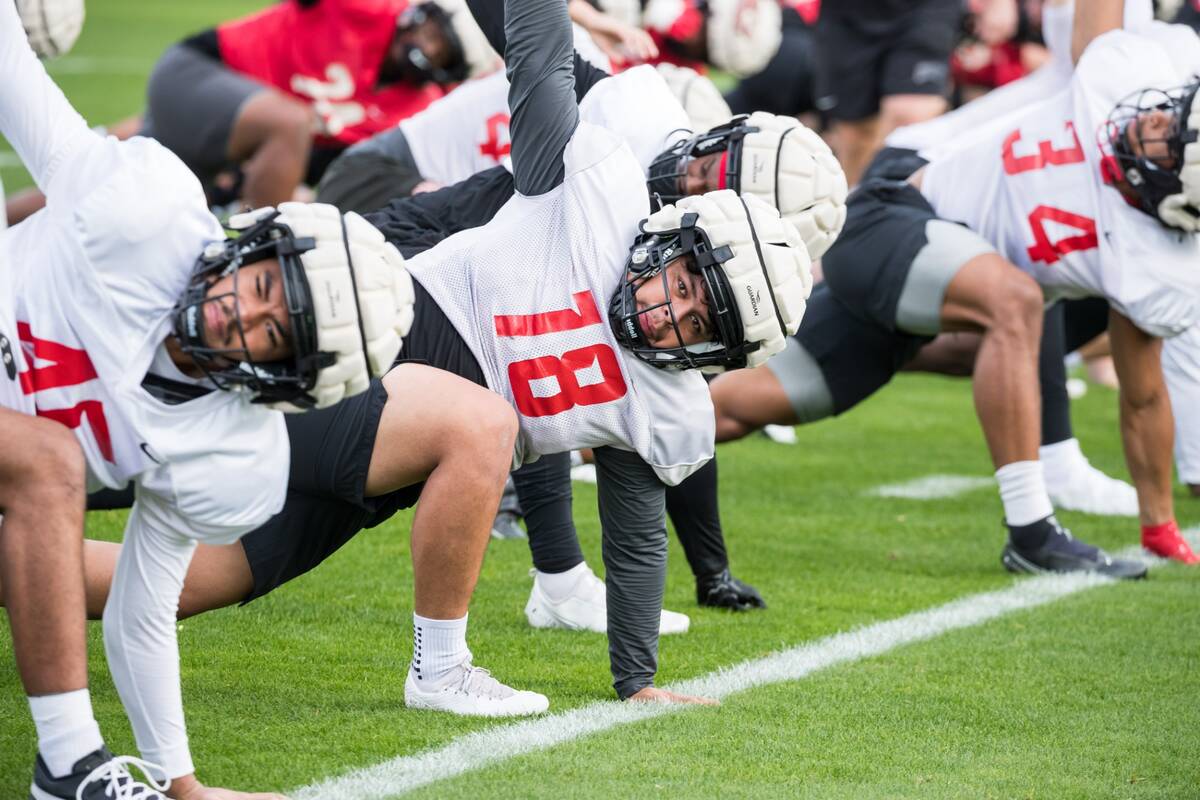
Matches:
[3,3,1200,798]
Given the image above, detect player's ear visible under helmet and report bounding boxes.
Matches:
[173,203,415,411]
[609,190,813,373]
[647,112,849,258]
[1103,79,1200,230]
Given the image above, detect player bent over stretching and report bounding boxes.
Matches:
[710,0,1200,573]
[0,3,414,797]
[48,0,813,710]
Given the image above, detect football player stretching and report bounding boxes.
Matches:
[0,3,414,797]
[48,0,814,712]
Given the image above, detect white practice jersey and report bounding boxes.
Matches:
[406,121,713,485]
[0,20,288,539]
[920,26,1200,338]
[400,70,513,186]
[398,25,612,189]
[578,64,691,171]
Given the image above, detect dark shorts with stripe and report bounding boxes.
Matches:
[240,281,485,603]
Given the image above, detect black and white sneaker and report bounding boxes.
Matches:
[31,747,169,800]
[696,568,767,611]
[1001,516,1147,580]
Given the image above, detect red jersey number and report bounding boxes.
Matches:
[17,322,114,462]
[478,113,512,163]
[496,292,628,418]
[1002,122,1098,265]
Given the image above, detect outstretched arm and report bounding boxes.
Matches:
[0,0,97,196]
[594,446,715,704]
[1108,309,1172,526]
[1071,0,1124,63]
[502,0,578,195]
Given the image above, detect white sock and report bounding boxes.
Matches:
[995,460,1055,526]
[535,562,589,602]
[1039,438,1083,487]
[411,613,470,687]
[29,689,104,778]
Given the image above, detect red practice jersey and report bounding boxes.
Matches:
[217,0,445,147]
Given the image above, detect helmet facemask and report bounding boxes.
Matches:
[646,116,755,208]
[173,210,330,408]
[1103,82,1200,224]
[387,2,468,86]
[608,212,757,371]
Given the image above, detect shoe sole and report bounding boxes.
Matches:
[405,692,549,717]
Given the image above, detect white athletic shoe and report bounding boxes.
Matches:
[570,463,598,484]
[762,424,798,445]
[1043,441,1139,517]
[524,566,690,635]
[404,662,549,717]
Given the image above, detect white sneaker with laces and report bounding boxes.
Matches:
[404,661,549,717]
[524,566,690,635]
[1042,440,1138,517]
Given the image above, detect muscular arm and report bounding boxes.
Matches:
[594,446,669,699]
[0,0,96,196]
[1071,0,1124,64]
[1108,309,1174,525]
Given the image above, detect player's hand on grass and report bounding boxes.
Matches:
[626,687,719,706]
[167,774,290,800]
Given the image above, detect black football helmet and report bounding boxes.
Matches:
[393,2,469,86]
[1103,79,1200,224]
[609,210,751,371]
[646,115,757,207]
[172,210,329,408]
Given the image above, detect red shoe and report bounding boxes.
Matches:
[1142,521,1200,564]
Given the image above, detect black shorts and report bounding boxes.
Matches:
[862,146,929,183]
[822,179,937,333]
[793,283,927,416]
[316,129,424,215]
[240,280,486,603]
[814,0,962,121]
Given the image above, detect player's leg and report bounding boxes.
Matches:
[142,43,311,209]
[515,453,691,634]
[724,6,817,118]
[0,410,112,785]
[1163,325,1200,498]
[813,8,885,186]
[1038,299,1138,516]
[934,243,1144,578]
[875,0,959,140]
[365,365,547,715]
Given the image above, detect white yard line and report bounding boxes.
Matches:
[868,474,994,500]
[295,539,1181,800]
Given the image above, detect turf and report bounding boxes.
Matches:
[2,3,1198,797]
